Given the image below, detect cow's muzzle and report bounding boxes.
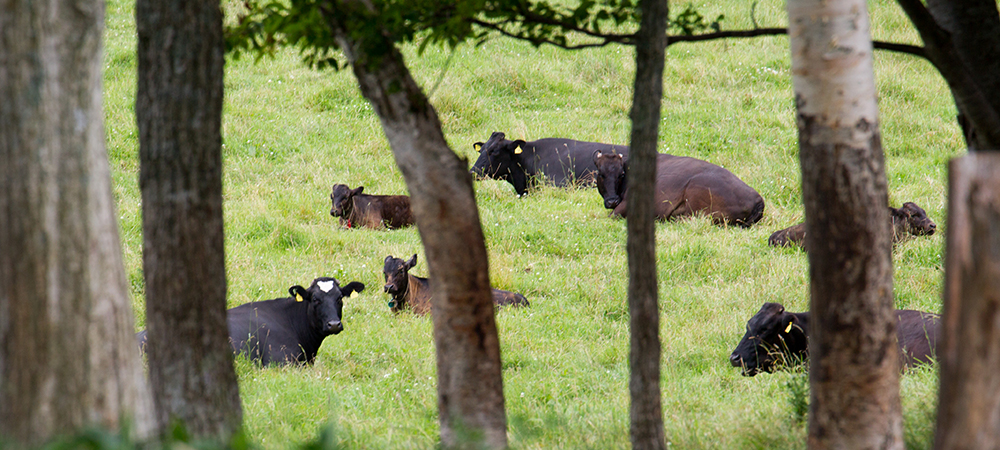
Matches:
[326,320,343,335]
[604,196,622,210]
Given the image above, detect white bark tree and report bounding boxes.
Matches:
[786,0,903,448]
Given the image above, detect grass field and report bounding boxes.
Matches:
[104,0,959,448]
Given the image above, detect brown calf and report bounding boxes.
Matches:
[769,202,937,249]
[330,184,414,229]
[382,254,529,316]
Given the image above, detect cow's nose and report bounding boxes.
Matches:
[383,284,393,293]
[327,320,343,334]
[604,197,621,209]
[729,354,742,367]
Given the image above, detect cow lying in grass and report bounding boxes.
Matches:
[768,202,936,249]
[382,254,529,315]
[729,302,939,376]
[138,277,364,366]
[592,151,765,227]
[330,183,414,229]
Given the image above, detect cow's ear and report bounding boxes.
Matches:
[406,254,418,268]
[289,285,309,302]
[384,255,394,265]
[511,140,526,155]
[351,186,364,196]
[341,281,365,298]
[593,150,603,164]
[473,142,484,152]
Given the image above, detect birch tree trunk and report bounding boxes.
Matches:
[0,0,155,444]
[627,0,668,448]
[934,154,1000,449]
[322,2,507,448]
[786,0,903,448]
[136,0,243,440]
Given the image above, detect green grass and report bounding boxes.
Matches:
[105,0,958,448]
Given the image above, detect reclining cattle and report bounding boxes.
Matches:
[382,254,529,315]
[768,202,936,249]
[138,277,365,366]
[330,183,414,229]
[729,302,939,376]
[593,151,765,227]
[470,131,629,196]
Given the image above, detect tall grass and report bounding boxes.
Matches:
[104,0,958,448]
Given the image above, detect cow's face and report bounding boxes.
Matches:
[895,202,936,236]
[470,131,529,196]
[330,184,363,217]
[383,254,417,313]
[594,150,626,210]
[290,277,365,336]
[729,303,807,376]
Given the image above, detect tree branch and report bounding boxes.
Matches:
[666,27,927,59]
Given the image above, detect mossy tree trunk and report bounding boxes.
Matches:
[627,0,668,448]
[786,0,903,448]
[0,0,155,444]
[322,2,507,448]
[934,154,1000,449]
[136,0,243,439]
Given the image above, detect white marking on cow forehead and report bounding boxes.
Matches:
[317,280,335,292]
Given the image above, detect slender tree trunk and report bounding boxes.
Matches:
[136,0,243,439]
[934,154,1000,449]
[322,2,506,448]
[787,0,903,448]
[627,0,668,448]
[0,0,155,445]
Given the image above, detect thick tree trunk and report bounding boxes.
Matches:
[136,0,243,439]
[627,0,668,449]
[787,0,903,449]
[895,0,1000,150]
[322,3,507,449]
[0,0,155,445]
[934,154,1000,449]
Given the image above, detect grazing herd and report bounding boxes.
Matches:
[139,130,941,372]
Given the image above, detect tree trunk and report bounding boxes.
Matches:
[321,3,507,449]
[786,0,903,449]
[136,0,243,439]
[0,0,155,445]
[934,154,1000,449]
[627,0,668,449]
[895,0,1000,150]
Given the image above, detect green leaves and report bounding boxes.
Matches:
[669,3,725,36]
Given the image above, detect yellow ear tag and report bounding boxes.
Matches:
[474,143,482,152]
[784,322,793,333]
[514,145,523,155]
[295,293,304,302]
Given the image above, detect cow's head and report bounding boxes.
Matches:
[729,302,808,376]
[470,131,529,196]
[594,150,627,210]
[892,202,936,237]
[330,184,363,218]
[290,277,365,336]
[383,254,417,313]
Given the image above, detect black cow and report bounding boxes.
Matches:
[138,277,365,366]
[330,184,414,229]
[470,131,629,196]
[382,254,529,316]
[729,302,939,376]
[768,202,937,249]
[593,151,765,227]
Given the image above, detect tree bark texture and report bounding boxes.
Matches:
[322,2,507,448]
[0,0,155,445]
[787,0,903,449]
[895,0,1000,150]
[934,154,1000,450]
[627,0,668,449]
[136,0,243,439]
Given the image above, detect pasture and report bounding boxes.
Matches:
[105,0,958,448]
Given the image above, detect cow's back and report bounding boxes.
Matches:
[226,300,300,366]
[653,154,764,226]
[529,138,629,187]
[895,309,939,367]
[491,288,530,308]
